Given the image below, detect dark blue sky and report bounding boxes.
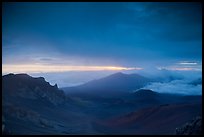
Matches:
[2,2,202,73]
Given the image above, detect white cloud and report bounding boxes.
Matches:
[178,61,198,65]
[144,79,202,95]
[179,62,197,65]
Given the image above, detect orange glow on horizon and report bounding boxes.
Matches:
[2,64,143,73]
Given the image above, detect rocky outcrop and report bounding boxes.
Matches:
[2,73,66,105]
[175,116,202,135]
[2,73,69,135]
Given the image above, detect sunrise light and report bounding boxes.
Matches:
[2,64,143,74]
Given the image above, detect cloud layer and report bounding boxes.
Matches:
[144,79,202,95]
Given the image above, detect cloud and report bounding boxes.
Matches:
[2,2,202,70]
[157,61,202,72]
[2,64,142,74]
[158,67,201,71]
[126,2,202,42]
[178,61,198,65]
[141,66,202,95]
[39,58,53,61]
[143,79,202,95]
[179,62,197,65]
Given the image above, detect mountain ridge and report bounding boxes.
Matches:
[63,72,151,97]
[2,73,66,106]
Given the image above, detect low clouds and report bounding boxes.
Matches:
[142,66,202,95]
[144,79,202,95]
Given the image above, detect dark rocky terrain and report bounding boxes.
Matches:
[2,73,66,105]
[93,103,202,135]
[2,73,98,135]
[175,116,202,135]
[2,73,202,135]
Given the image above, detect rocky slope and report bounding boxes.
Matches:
[2,73,66,105]
[175,116,202,135]
[2,73,68,134]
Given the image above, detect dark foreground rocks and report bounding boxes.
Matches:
[175,116,202,135]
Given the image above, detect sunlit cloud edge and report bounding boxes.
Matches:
[2,64,143,74]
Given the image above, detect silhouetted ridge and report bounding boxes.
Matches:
[2,73,66,105]
[134,89,158,96]
[64,72,150,96]
[107,72,123,79]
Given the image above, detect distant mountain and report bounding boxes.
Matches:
[134,89,158,96]
[2,73,66,106]
[63,72,151,97]
[131,89,160,104]
[123,89,202,108]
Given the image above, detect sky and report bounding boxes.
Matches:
[2,2,202,87]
